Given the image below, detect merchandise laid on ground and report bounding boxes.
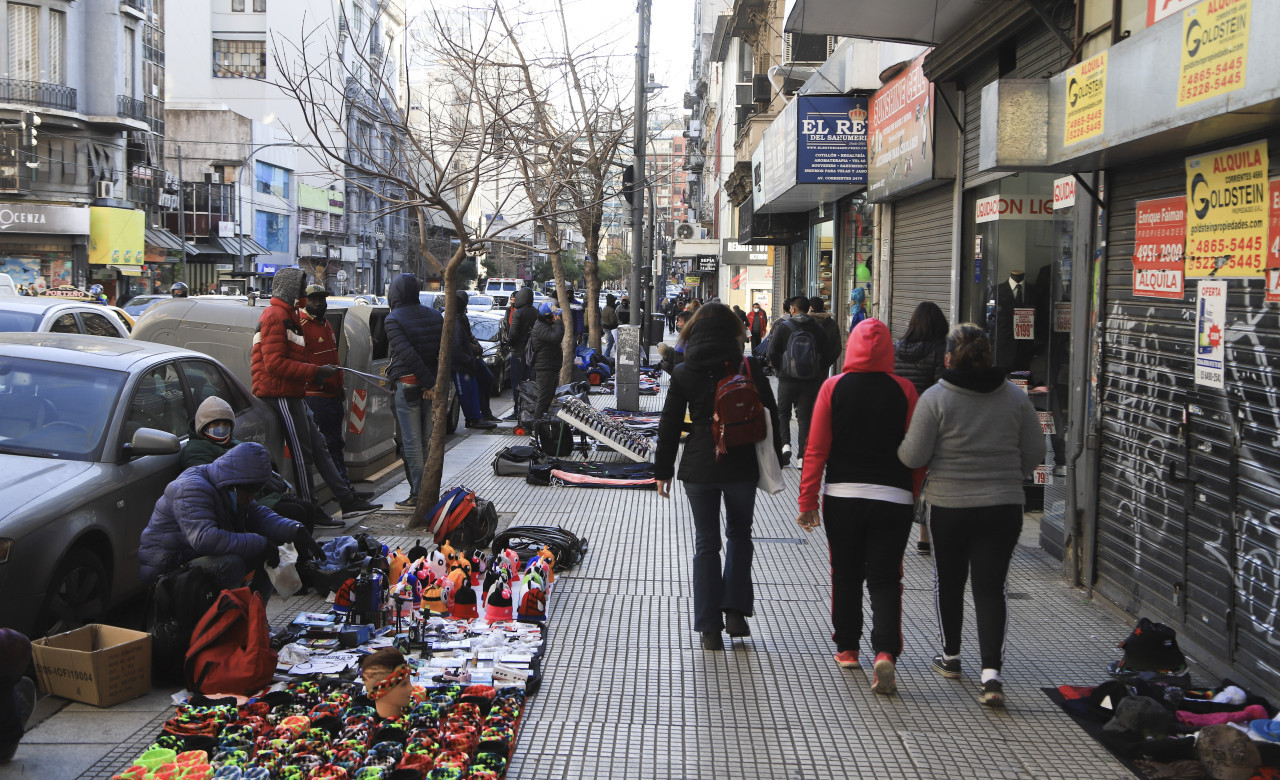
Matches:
[101,534,565,780]
[553,396,656,463]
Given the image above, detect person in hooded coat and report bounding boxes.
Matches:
[893,300,949,555]
[897,323,1044,708]
[451,290,498,429]
[655,303,782,651]
[384,273,444,509]
[506,287,539,418]
[138,442,324,597]
[250,268,379,515]
[796,318,921,695]
[529,301,565,419]
[808,297,844,375]
[601,293,620,358]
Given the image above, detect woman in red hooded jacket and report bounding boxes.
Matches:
[795,318,920,696]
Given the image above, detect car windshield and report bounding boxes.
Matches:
[0,357,126,461]
[123,296,165,315]
[0,309,41,332]
[503,282,517,291]
[468,316,501,342]
[468,296,493,308]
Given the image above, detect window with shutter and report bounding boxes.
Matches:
[7,4,38,83]
[49,11,65,84]
[123,27,135,96]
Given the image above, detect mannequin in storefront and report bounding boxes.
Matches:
[992,270,1037,372]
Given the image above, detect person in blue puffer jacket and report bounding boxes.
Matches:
[138,442,323,598]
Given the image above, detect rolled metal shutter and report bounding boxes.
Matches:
[889,185,953,337]
[1095,134,1280,697]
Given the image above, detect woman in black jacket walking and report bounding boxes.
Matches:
[530,301,565,419]
[655,303,782,650]
[893,301,948,555]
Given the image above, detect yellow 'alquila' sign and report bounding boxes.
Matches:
[1185,140,1268,277]
[1178,0,1249,107]
[1064,52,1106,146]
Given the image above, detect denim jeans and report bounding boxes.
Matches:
[683,481,757,632]
[509,353,530,414]
[393,381,434,500]
[602,328,616,358]
[304,395,348,484]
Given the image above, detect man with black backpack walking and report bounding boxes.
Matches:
[768,296,839,469]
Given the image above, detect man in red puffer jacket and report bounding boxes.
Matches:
[251,268,379,516]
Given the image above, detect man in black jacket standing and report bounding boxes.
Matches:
[506,287,538,420]
[384,273,443,509]
[530,301,565,420]
[768,296,839,469]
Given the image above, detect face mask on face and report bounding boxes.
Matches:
[204,422,232,443]
[306,302,328,319]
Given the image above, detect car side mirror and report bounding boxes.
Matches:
[124,427,181,458]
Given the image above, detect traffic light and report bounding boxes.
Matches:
[19,111,38,176]
[621,164,635,206]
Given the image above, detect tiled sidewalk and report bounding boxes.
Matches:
[11,373,1152,780]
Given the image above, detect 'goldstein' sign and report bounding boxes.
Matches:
[796,96,868,185]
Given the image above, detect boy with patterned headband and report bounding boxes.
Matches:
[360,647,414,719]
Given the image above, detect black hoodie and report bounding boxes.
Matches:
[655,320,782,483]
[507,288,538,351]
[385,274,444,387]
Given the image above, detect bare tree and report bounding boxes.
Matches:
[273,4,547,523]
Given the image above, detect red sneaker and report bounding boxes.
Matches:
[833,650,860,669]
[871,652,897,695]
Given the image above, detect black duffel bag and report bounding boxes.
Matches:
[536,418,575,457]
[493,445,547,476]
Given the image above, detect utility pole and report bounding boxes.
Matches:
[177,146,186,289]
[617,0,651,412]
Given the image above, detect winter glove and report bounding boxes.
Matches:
[263,542,281,569]
[294,529,324,562]
[314,364,340,381]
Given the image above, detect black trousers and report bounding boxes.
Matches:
[534,368,559,419]
[929,504,1023,671]
[776,378,822,454]
[823,496,913,656]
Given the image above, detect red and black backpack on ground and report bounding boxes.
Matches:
[712,359,767,459]
[184,587,277,696]
[427,486,499,548]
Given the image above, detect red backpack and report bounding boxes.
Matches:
[712,360,767,460]
[184,587,277,696]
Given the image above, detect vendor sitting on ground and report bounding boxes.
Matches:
[138,441,324,598]
[360,647,415,720]
[182,396,342,529]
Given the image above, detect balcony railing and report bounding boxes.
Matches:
[122,0,147,13]
[0,78,76,111]
[118,95,146,121]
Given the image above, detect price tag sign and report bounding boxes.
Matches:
[1011,378,1029,394]
[1054,301,1072,332]
[1033,465,1052,485]
[1013,307,1035,340]
[1037,411,1056,434]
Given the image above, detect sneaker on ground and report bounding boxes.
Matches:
[833,650,860,669]
[394,497,417,510]
[351,490,375,502]
[340,496,382,514]
[466,420,497,430]
[700,631,724,651]
[931,655,961,678]
[312,514,346,529]
[871,653,897,695]
[979,679,1005,707]
[482,414,502,423]
[724,610,750,638]
[503,413,520,421]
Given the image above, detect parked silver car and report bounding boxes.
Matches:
[0,333,284,637]
[0,296,131,338]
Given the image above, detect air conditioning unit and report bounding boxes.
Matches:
[96,180,115,199]
[783,33,837,65]
[735,83,753,108]
[683,92,697,110]
[204,172,222,184]
[752,74,771,104]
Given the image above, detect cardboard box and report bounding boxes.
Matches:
[31,624,152,707]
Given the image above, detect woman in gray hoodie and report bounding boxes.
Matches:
[897,323,1044,708]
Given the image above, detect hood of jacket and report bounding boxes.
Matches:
[810,311,832,323]
[842,318,894,373]
[204,442,274,489]
[895,337,944,364]
[272,267,307,304]
[682,318,745,369]
[513,288,534,308]
[387,274,421,310]
[941,366,1008,393]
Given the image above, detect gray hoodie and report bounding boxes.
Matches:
[897,367,1045,508]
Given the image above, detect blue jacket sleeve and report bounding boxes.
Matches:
[244,504,303,545]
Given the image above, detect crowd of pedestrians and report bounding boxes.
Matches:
[654,295,1044,709]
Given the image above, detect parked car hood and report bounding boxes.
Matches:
[0,455,96,524]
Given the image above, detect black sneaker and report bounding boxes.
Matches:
[465,420,497,430]
[312,514,346,529]
[340,496,382,514]
[503,413,520,421]
[931,655,961,679]
[979,679,1005,708]
[394,497,417,510]
[700,631,724,651]
[352,490,375,502]
[482,414,502,423]
[724,610,750,638]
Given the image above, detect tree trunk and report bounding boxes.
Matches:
[408,245,462,528]
[549,244,575,385]
[583,234,602,351]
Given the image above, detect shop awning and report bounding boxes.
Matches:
[144,227,185,253]
[783,0,994,45]
[210,236,272,256]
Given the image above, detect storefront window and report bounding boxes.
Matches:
[811,219,834,313]
[787,239,808,307]
[839,197,874,327]
[254,210,290,253]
